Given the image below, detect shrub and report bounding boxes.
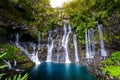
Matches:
[0,52,28,80]
[102,51,120,65]
[101,51,120,79]
[6,73,28,80]
[102,66,120,79]
[0,52,8,79]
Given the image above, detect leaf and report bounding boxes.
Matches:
[0,65,8,69]
[0,52,7,58]
[18,74,21,80]
[0,73,5,79]
[21,73,28,80]
[13,74,17,80]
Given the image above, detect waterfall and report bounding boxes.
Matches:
[14,59,17,67]
[85,28,95,60]
[90,28,95,57]
[98,24,107,58]
[46,30,54,62]
[38,31,41,50]
[15,33,40,65]
[62,23,71,63]
[3,60,12,69]
[3,59,24,71]
[85,30,89,59]
[29,43,40,65]
[56,43,60,63]
[73,33,79,62]
[12,23,108,65]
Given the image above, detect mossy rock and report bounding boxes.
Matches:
[20,61,34,69]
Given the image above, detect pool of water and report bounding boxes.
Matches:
[27,63,96,80]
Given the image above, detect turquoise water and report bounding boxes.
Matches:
[28,63,96,80]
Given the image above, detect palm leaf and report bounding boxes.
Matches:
[0,65,8,69]
[0,52,7,58]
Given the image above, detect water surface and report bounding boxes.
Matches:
[28,63,95,80]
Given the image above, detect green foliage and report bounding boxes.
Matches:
[0,52,8,79]
[0,51,28,80]
[0,73,5,80]
[102,66,120,79]
[0,52,7,58]
[102,51,120,65]
[11,0,19,3]
[0,0,60,36]
[64,0,120,43]
[0,44,21,59]
[0,0,23,23]
[6,73,28,80]
[101,51,120,79]
[0,65,8,69]
[0,28,6,34]
[111,51,120,61]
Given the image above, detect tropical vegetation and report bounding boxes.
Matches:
[0,0,120,79]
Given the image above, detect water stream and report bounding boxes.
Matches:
[12,23,107,65]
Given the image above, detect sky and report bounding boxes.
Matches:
[50,0,70,8]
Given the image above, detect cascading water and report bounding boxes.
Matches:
[46,30,54,62]
[85,28,95,61]
[13,24,79,64]
[3,60,12,69]
[90,28,95,57]
[14,59,17,67]
[73,33,79,62]
[56,43,60,63]
[62,23,71,63]
[3,59,24,71]
[12,23,107,65]
[15,33,40,65]
[29,43,40,65]
[85,30,89,59]
[38,31,41,50]
[98,24,107,58]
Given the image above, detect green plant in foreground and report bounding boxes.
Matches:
[0,52,28,80]
[0,52,8,79]
[0,44,22,59]
[6,73,28,80]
